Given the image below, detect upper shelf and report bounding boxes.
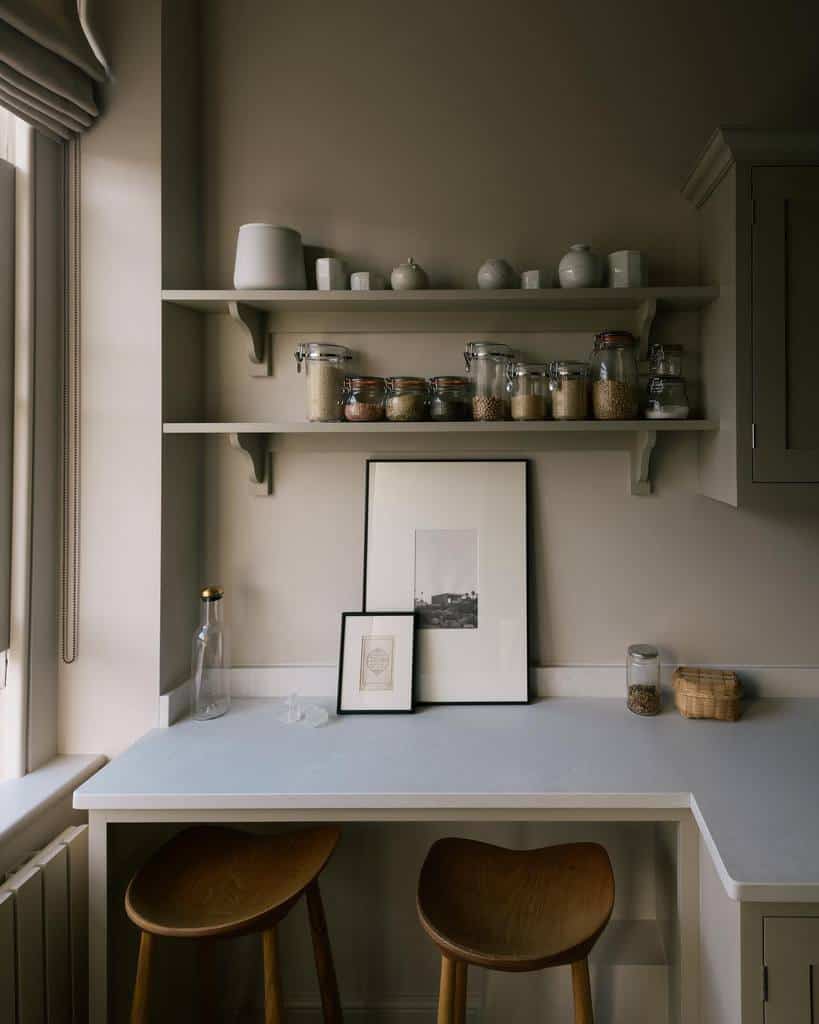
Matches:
[162,286,718,315]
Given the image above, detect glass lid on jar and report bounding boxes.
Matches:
[294,341,352,370]
[648,343,684,374]
[627,643,659,661]
[509,361,549,378]
[464,340,515,368]
[549,359,588,380]
[594,330,637,349]
[345,375,385,389]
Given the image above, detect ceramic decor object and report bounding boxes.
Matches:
[390,258,428,290]
[350,271,386,291]
[558,243,603,289]
[521,269,546,289]
[316,257,348,291]
[477,258,516,290]
[233,224,306,290]
[607,250,646,288]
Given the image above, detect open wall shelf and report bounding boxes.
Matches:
[162,419,718,497]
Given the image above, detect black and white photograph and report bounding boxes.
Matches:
[414,529,478,630]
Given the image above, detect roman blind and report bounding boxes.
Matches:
[0,0,107,141]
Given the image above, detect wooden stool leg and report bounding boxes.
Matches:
[437,955,456,1024]
[453,960,467,1024]
[306,879,342,1023]
[571,958,594,1024]
[130,931,154,1024]
[262,927,284,1024]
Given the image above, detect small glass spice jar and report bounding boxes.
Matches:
[429,376,471,421]
[343,376,385,422]
[385,377,428,421]
[294,342,353,422]
[590,330,640,420]
[464,341,514,421]
[626,644,661,716]
[508,362,550,420]
[648,343,683,378]
[645,376,689,420]
[548,360,589,420]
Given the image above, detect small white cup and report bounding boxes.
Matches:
[316,257,348,291]
[350,271,385,291]
[607,250,646,288]
[521,269,545,289]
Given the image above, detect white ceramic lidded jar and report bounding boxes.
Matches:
[477,258,516,289]
[233,224,306,289]
[558,243,603,288]
[390,258,428,290]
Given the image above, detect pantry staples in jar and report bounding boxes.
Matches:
[646,343,689,419]
[343,376,386,421]
[294,342,353,422]
[508,362,550,420]
[385,377,428,421]
[626,644,661,716]
[464,341,514,421]
[648,343,683,378]
[590,330,639,420]
[548,360,589,420]
[429,376,471,421]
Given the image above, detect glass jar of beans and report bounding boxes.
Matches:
[508,362,550,420]
[548,360,589,420]
[343,376,386,422]
[385,377,428,421]
[464,341,514,421]
[590,330,639,420]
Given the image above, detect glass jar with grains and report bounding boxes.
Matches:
[294,342,353,422]
[343,376,386,422]
[464,341,514,421]
[548,360,589,420]
[507,362,550,420]
[590,330,639,420]
[626,644,661,716]
[429,376,471,421]
[646,376,689,419]
[385,377,428,421]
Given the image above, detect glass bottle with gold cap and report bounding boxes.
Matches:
[191,585,230,720]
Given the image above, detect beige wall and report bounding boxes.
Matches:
[189,0,819,672]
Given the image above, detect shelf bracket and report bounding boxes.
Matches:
[228,301,272,376]
[228,433,272,496]
[636,297,657,359]
[630,430,657,496]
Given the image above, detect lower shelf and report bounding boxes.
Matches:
[162,419,718,498]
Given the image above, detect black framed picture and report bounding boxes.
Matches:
[337,611,416,714]
[363,459,529,704]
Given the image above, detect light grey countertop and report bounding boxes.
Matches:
[74,697,819,902]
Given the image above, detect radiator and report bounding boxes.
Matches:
[0,825,88,1024]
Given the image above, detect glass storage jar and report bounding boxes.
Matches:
[429,376,470,421]
[343,376,386,421]
[648,343,683,378]
[508,362,550,420]
[548,360,589,420]
[626,644,661,716]
[590,330,640,420]
[294,342,353,422]
[646,376,689,419]
[464,341,514,420]
[385,376,428,421]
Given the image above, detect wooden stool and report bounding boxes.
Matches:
[417,839,614,1024]
[125,825,342,1023]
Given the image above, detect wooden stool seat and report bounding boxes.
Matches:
[125,825,343,1023]
[417,839,614,1023]
[126,824,339,938]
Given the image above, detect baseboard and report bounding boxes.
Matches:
[159,663,819,725]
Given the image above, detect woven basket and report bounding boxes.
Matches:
[673,667,742,721]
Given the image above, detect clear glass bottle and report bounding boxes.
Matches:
[343,376,386,421]
[548,360,589,420]
[626,644,661,716]
[646,376,689,419]
[508,362,550,420]
[590,330,639,420]
[191,586,230,720]
[294,342,353,422]
[429,376,471,421]
[385,376,428,421]
[464,341,514,420]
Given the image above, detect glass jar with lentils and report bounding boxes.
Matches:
[464,341,514,421]
[343,376,386,422]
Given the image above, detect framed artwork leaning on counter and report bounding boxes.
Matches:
[337,612,416,714]
[364,459,529,704]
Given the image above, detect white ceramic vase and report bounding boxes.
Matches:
[390,258,428,290]
[477,258,516,289]
[233,224,306,289]
[558,244,602,289]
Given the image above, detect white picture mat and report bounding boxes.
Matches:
[339,615,414,711]
[365,461,528,703]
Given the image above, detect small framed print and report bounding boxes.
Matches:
[337,612,416,715]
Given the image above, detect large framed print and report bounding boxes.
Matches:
[364,460,528,704]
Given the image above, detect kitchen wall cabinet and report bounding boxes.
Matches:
[763,917,819,1023]
[684,128,819,505]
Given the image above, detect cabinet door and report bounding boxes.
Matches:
[764,917,819,1023]
[752,165,819,482]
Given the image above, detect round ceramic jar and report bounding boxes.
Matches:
[477,258,516,289]
[558,243,603,288]
[385,377,428,421]
[390,258,428,290]
[343,376,386,421]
